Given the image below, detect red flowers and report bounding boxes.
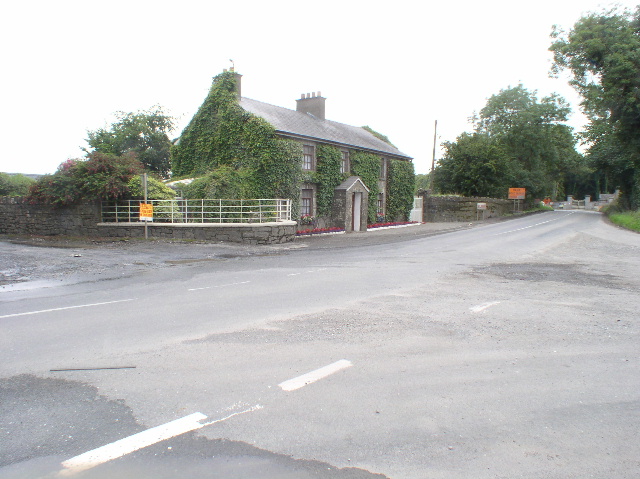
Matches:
[367,221,418,229]
[296,226,344,236]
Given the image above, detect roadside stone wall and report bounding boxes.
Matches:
[0,197,296,244]
[0,197,102,236]
[96,223,297,244]
[420,194,513,222]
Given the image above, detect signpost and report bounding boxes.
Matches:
[508,188,526,213]
[139,173,151,239]
[476,202,487,221]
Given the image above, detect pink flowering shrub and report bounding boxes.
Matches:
[27,152,143,206]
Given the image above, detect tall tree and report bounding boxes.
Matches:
[435,85,583,200]
[550,7,640,208]
[85,106,175,178]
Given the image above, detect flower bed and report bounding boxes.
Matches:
[367,221,419,229]
[296,226,345,236]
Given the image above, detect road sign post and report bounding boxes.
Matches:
[476,202,487,221]
[508,188,526,213]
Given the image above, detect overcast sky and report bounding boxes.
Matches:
[1,0,637,176]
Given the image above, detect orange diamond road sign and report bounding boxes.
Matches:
[508,188,526,200]
[139,203,153,221]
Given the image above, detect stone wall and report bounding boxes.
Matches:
[0,197,296,244]
[0,197,103,236]
[96,222,297,244]
[420,194,513,222]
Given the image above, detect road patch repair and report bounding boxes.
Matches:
[56,360,353,476]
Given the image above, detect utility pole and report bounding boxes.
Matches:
[429,120,438,191]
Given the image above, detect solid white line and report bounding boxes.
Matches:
[188,281,250,291]
[278,359,352,392]
[58,412,207,476]
[470,301,501,313]
[0,299,135,319]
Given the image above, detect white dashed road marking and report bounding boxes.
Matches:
[470,301,501,313]
[58,406,263,476]
[278,359,353,391]
[57,359,352,475]
[58,412,208,476]
[188,281,251,291]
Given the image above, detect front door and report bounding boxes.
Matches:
[352,192,362,232]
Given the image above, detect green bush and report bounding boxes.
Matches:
[127,175,177,200]
[0,173,35,196]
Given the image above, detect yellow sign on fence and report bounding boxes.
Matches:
[139,203,153,221]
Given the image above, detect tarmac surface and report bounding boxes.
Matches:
[0,222,475,290]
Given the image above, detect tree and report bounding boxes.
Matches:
[414,173,431,194]
[434,86,584,199]
[550,7,640,208]
[85,106,175,178]
[435,133,514,198]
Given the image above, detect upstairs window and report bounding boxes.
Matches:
[303,145,315,171]
[340,150,350,174]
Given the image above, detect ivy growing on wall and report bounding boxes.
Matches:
[170,71,302,209]
[350,150,381,223]
[170,70,415,225]
[387,159,416,220]
[314,144,343,217]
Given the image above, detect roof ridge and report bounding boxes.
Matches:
[239,97,412,159]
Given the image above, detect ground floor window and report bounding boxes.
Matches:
[301,188,314,217]
[377,193,385,216]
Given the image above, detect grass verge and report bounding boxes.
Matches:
[609,210,640,232]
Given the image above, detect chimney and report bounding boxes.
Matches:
[231,71,242,99]
[296,91,325,120]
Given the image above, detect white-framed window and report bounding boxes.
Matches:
[377,193,385,215]
[303,145,315,171]
[341,150,350,174]
[301,188,314,216]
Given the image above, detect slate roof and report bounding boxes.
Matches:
[239,97,412,160]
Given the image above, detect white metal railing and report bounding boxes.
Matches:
[101,199,291,224]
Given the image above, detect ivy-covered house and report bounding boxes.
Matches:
[171,70,414,231]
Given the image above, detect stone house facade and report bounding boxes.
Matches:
[233,73,413,232]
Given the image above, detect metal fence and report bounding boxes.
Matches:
[101,199,292,224]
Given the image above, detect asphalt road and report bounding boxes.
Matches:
[1,211,639,478]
